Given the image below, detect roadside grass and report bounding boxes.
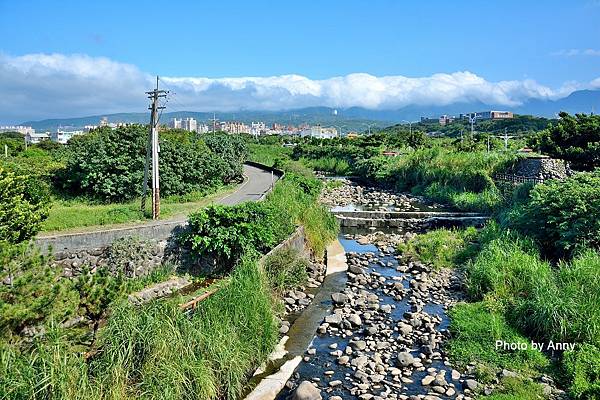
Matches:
[447,302,550,378]
[41,185,237,232]
[397,227,477,269]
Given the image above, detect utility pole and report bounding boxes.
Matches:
[469,115,476,140]
[141,76,168,219]
[211,113,217,133]
[504,127,508,150]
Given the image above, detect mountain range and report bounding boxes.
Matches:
[20,89,600,132]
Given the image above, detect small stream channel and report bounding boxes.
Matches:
[275,228,464,400]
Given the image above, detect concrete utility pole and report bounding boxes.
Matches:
[504,127,508,150]
[141,76,168,219]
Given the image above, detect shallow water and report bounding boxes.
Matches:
[276,232,461,399]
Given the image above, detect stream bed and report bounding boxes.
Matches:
[277,230,469,400]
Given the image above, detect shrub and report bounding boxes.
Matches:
[0,166,50,243]
[184,202,286,267]
[57,126,246,202]
[0,242,78,339]
[481,377,546,400]
[531,111,600,170]
[504,170,600,258]
[563,344,600,399]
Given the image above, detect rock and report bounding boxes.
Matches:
[451,369,461,380]
[463,379,479,391]
[421,375,435,386]
[325,314,342,325]
[279,325,289,334]
[328,380,342,387]
[331,292,349,304]
[347,314,362,326]
[351,340,367,351]
[380,304,392,313]
[292,381,322,400]
[349,265,366,275]
[397,351,415,367]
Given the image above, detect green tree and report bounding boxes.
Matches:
[531,112,600,170]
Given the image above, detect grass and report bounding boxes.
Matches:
[481,377,546,400]
[397,226,477,269]
[300,156,352,175]
[41,185,238,232]
[563,344,600,399]
[247,143,292,167]
[0,256,279,400]
[262,247,310,293]
[447,302,550,377]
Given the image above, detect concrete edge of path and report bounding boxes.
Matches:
[326,239,348,275]
[243,239,348,400]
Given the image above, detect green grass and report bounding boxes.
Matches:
[247,143,292,167]
[447,302,550,377]
[41,185,237,232]
[397,227,477,269]
[563,344,600,399]
[481,377,546,400]
[262,247,310,293]
[0,256,279,400]
[300,156,352,175]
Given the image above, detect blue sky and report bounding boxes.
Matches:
[1,0,600,122]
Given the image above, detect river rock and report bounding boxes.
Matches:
[397,351,415,367]
[292,381,322,400]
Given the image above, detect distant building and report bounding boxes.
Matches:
[25,132,51,144]
[171,118,182,129]
[346,131,360,139]
[0,125,35,135]
[439,115,454,126]
[460,111,514,120]
[51,130,84,144]
[420,117,438,123]
[299,125,338,139]
[221,121,249,134]
[171,118,199,132]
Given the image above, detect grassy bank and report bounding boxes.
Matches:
[41,185,238,232]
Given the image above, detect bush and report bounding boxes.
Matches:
[563,344,600,399]
[504,170,600,258]
[184,202,285,267]
[0,242,78,339]
[531,112,600,170]
[57,126,246,202]
[0,166,50,243]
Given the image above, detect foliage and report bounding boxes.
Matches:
[183,172,338,270]
[447,302,550,374]
[301,156,352,175]
[531,112,600,170]
[184,202,286,267]
[105,236,154,277]
[0,166,50,243]
[0,242,78,340]
[503,170,600,258]
[397,227,477,269]
[0,256,278,400]
[56,126,246,202]
[262,247,310,292]
[563,344,600,399]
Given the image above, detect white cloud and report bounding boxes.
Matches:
[551,48,600,57]
[0,53,595,123]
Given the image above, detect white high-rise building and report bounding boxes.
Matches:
[0,125,35,136]
[182,118,197,132]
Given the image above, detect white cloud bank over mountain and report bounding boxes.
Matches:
[0,53,595,122]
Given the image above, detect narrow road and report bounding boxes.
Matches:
[35,163,281,253]
[219,164,279,205]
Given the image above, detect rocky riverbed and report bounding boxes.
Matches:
[320,180,445,212]
[279,232,472,400]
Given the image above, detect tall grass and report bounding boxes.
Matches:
[300,157,352,175]
[1,256,279,400]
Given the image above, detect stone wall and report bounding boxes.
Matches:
[509,157,573,181]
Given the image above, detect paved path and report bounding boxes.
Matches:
[219,164,278,205]
[35,163,281,253]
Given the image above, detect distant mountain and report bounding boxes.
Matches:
[21,90,600,131]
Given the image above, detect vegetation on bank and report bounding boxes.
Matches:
[399,169,600,398]
[1,152,338,398]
